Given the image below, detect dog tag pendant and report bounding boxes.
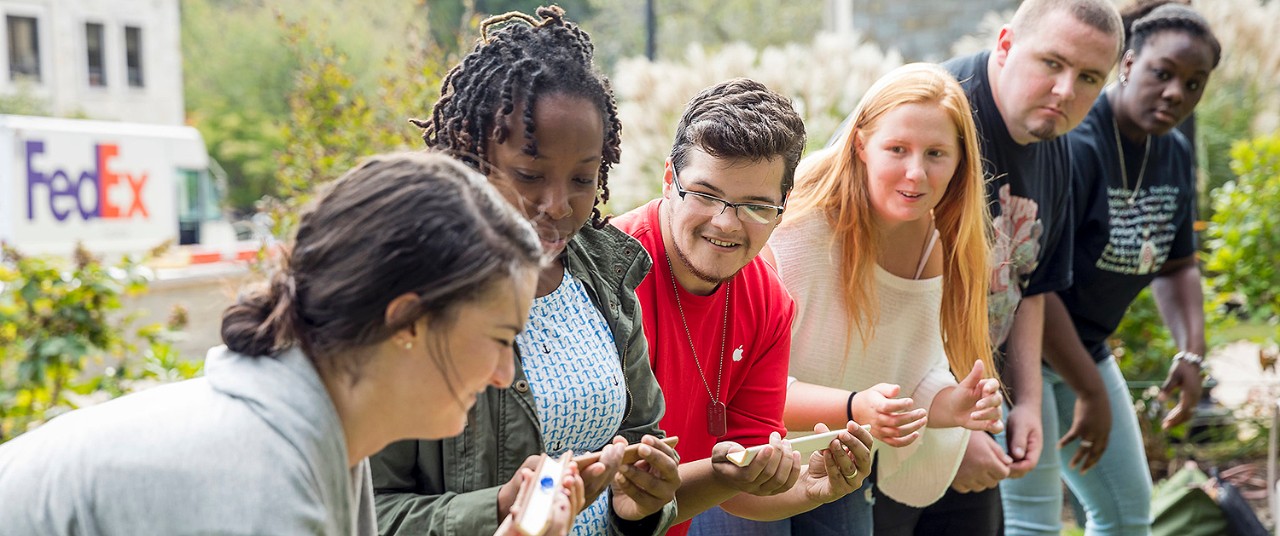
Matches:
[707,400,727,437]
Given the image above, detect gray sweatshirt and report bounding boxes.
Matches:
[0,346,376,535]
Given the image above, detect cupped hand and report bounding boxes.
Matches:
[497,454,550,521]
[852,383,927,447]
[495,453,582,536]
[1005,403,1043,479]
[950,432,1011,493]
[611,435,681,521]
[1059,393,1111,474]
[1159,359,1203,430]
[578,437,626,507]
[799,421,874,503]
[951,361,1005,434]
[710,431,801,496]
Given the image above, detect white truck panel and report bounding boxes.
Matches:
[1,115,209,256]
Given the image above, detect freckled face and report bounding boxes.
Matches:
[857,102,961,225]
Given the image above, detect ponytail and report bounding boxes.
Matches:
[221,270,300,357]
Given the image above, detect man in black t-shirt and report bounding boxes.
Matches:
[869,1,1123,535]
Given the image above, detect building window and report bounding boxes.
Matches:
[7,16,40,82]
[125,26,143,87]
[86,22,106,86]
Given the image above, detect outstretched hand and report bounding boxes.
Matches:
[944,361,1004,434]
[852,383,927,448]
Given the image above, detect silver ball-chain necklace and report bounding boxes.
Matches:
[665,252,731,438]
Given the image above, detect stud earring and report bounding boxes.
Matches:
[1119,74,1128,85]
[402,340,414,350]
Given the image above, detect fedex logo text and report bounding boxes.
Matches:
[25,140,149,222]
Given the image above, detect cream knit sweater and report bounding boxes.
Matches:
[770,210,968,507]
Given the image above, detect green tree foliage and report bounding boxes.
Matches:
[1193,82,1262,219]
[0,244,201,443]
[182,0,822,213]
[182,0,297,214]
[272,16,446,233]
[190,109,286,213]
[1204,134,1280,335]
[182,0,435,214]
[1187,0,1280,219]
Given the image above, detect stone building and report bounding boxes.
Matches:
[0,0,183,124]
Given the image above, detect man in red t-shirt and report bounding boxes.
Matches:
[611,78,874,536]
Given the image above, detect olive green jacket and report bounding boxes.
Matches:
[370,223,675,535]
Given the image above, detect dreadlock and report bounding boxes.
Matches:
[1125,3,1221,68]
[411,5,622,228]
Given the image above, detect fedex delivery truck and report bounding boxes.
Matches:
[0,114,234,257]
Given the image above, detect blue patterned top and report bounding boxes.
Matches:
[517,270,627,536]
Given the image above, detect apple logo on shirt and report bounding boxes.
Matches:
[732,345,744,362]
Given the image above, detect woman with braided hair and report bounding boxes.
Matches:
[1001,3,1221,534]
[0,152,569,535]
[371,6,680,536]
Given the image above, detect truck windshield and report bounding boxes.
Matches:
[176,168,224,245]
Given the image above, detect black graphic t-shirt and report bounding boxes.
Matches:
[1059,95,1197,362]
[943,51,1075,349]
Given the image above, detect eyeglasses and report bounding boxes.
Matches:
[670,168,786,225]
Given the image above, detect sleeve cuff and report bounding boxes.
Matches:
[607,490,678,536]
[444,486,502,535]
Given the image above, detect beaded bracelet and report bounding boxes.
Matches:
[1174,350,1205,368]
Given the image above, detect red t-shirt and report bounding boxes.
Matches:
[613,199,793,535]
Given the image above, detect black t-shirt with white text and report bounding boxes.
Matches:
[1059,95,1197,362]
[943,51,1075,349]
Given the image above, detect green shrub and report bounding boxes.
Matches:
[1204,134,1280,339]
[0,244,201,443]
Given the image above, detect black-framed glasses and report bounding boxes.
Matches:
[670,168,786,225]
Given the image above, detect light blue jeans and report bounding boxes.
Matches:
[688,477,874,536]
[1000,356,1153,535]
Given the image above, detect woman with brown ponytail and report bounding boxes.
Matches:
[0,152,578,535]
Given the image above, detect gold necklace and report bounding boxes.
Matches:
[1112,113,1151,206]
[666,253,731,438]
